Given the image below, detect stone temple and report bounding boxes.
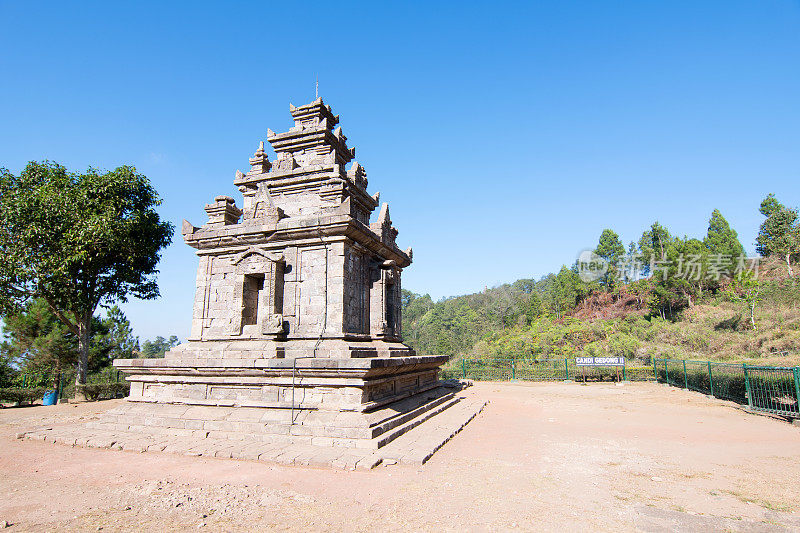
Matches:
[102,99,470,455]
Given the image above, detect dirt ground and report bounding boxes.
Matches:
[1,382,799,532]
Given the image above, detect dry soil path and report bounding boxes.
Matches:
[1,381,799,531]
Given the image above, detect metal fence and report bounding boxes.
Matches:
[440,358,655,383]
[439,356,800,419]
[653,358,800,419]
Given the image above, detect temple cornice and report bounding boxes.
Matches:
[183,214,411,267]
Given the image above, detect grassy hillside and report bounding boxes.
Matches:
[402,266,800,367]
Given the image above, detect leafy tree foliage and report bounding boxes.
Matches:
[705,209,745,259]
[0,162,174,385]
[139,335,180,358]
[756,194,799,276]
[401,197,790,359]
[102,306,140,360]
[0,299,138,378]
[634,210,747,319]
[759,193,783,217]
[401,266,588,356]
[724,271,762,330]
[0,299,74,376]
[650,237,705,316]
[704,209,744,281]
[639,222,673,261]
[0,350,14,388]
[595,229,625,288]
[524,292,544,325]
[547,266,583,318]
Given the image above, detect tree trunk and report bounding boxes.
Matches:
[75,315,91,386]
[786,253,794,276]
[749,302,756,330]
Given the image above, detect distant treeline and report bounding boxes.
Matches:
[402,194,800,359]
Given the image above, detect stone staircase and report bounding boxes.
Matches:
[22,390,487,470]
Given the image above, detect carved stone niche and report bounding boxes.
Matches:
[382,262,400,339]
[370,260,400,340]
[229,248,285,337]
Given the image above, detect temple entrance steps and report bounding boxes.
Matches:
[21,391,486,470]
[81,385,463,449]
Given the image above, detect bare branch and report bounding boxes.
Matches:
[40,294,79,336]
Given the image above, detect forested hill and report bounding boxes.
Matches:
[402,194,800,366]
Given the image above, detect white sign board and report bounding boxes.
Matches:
[575,356,625,366]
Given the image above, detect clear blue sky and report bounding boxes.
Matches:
[1,1,798,341]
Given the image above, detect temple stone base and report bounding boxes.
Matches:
[88,384,458,450]
[165,338,417,360]
[103,355,455,450]
[23,388,486,469]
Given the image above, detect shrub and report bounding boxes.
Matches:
[77,382,130,401]
[608,333,640,359]
[0,387,49,405]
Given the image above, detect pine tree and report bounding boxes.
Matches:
[704,209,745,280]
[595,229,625,289]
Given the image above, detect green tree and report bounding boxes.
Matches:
[755,194,799,276]
[486,284,522,329]
[759,193,783,217]
[0,298,75,377]
[638,222,673,276]
[595,229,625,289]
[88,306,139,370]
[546,266,581,319]
[725,271,762,329]
[0,299,138,378]
[106,306,140,360]
[512,278,536,294]
[642,235,703,319]
[704,209,745,276]
[623,241,639,282]
[0,350,15,388]
[401,290,435,350]
[640,222,672,259]
[0,161,174,386]
[139,335,179,358]
[666,237,706,308]
[524,292,544,325]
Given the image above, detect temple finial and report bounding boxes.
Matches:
[248,140,271,174]
[377,203,390,224]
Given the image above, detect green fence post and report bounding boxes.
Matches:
[622,358,627,381]
[708,361,714,397]
[565,358,569,380]
[511,359,516,380]
[683,360,688,389]
[793,367,800,416]
[653,359,657,381]
[664,360,669,385]
[462,358,466,379]
[743,363,752,409]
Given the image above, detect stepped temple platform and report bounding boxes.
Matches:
[23,388,486,469]
[22,98,485,467]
